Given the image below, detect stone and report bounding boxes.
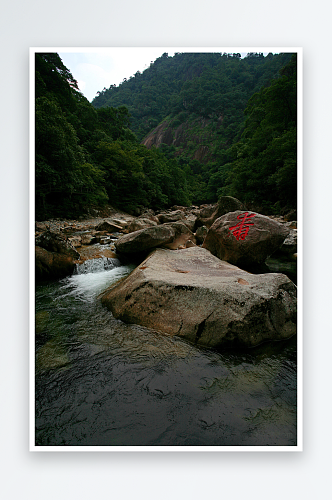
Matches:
[127,218,158,233]
[80,233,96,245]
[35,230,80,259]
[35,246,77,282]
[274,229,297,256]
[115,222,195,256]
[199,196,245,228]
[95,220,124,232]
[157,210,186,224]
[195,225,208,244]
[67,236,82,247]
[101,246,297,348]
[182,214,197,232]
[203,211,289,269]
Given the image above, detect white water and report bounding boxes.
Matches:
[74,256,122,275]
[60,261,136,303]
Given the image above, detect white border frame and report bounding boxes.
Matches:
[29,46,303,452]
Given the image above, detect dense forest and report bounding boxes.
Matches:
[35,51,297,220]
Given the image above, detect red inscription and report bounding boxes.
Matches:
[228,212,256,241]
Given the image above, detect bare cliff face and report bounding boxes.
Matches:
[141,117,218,163]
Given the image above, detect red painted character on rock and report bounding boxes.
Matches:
[228,212,256,241]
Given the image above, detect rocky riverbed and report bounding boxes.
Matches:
[35,198,297,349]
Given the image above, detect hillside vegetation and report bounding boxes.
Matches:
[35,51,297,219]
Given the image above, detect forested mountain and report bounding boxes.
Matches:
[92,51,297,212]
[35,51,297,220]
[35,53,191,219]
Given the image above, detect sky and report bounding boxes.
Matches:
[58,47,270,102]
[59,48,176,102]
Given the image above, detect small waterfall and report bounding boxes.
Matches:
[74,257,122,275]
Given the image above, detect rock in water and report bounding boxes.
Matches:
[203,211,289,268]
[35,246,77,282]
[35,230,80,259]
[101,247,297,348]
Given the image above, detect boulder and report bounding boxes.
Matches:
[35,230,80,259]
[101,246,297,348]
[199,196,245,228]
[95,220,123,232]
[182,214,197,232]
[127,217,158,233]
[274,229,297,256]
[115,222,196,256]
[35,246,77,282]
[139,210,159,224]
[157,210,186,224]
[203,211,289,269]
[195,225,208,244]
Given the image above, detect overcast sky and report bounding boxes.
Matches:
[58,47,272,102]
[59,48,176,102]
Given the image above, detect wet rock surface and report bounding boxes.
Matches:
[101,246,297,348]
[35,246,77,281]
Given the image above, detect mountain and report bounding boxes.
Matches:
[92,52,293,159]
[35,51,298,220]
[92,51,297,213]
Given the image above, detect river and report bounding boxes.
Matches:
[34,243,297,447]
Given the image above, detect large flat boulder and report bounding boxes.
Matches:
[203,211,289,269]
[101,246,297,348]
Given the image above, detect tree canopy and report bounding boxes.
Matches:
[35,51,298,219]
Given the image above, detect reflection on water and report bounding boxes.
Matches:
[35,251,297,447]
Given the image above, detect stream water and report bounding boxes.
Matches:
[35,244,297,447]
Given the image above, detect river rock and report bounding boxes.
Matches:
[203,211,289,268]
[157,210,186,224]
[274,229,297,256]
[95,220,123,232]
[127,217,158,233]
[101,246,297,348]
[182,214,197,232]
[115,222,195,256]
[35,230,80,259]
[80,233,96,245]
[195,225,208,244]
[35,246,77,282]
[199,196,245,228]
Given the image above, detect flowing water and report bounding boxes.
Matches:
[35,244,297,447]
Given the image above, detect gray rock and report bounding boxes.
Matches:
[35,230,80,259]
[95,220,123,232]
[182,214,197,232]
[275,229,297,256]
[101,246,297,348]
[127,218,158,233]
[157,210,186,224]
[35,246,77,282]
[203,211,289,268]
[115,222,195,255]
[195,225,208,244]
[199,196,245,228]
